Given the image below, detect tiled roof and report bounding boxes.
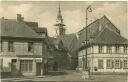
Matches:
[57,34,76,50]
[33,27,47,33]
[48,34,76,49]
[78,16,121,45]
[25,21,38,28]
[47,37,58,45]
[92,28,128,44]
[0,18,43,39]
[77,15,128,48]
[48,34,79,57]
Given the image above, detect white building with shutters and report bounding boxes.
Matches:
[77,16,128,73]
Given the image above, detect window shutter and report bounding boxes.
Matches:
[120,60,122,69]
[112,60,114,68]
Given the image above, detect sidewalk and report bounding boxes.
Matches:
[1,71,128,82]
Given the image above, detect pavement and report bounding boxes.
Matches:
[1,70,128,82]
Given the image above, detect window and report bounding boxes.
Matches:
[99,46,103,53]
[20,60,33,72]
[98,59,103,69]
[0,59,3,70]
[106,59,112,69]
[0,41,3,52]
[8,41,14,52]
[123,60,128,69]
[115,45,120,53]
[28,42,34,52]
[124,46,127,54]
[107,46,112,53]
[115,60,120,69]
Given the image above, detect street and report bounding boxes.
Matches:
[1,70,128,82]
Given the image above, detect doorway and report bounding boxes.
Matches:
[36,62,42,76]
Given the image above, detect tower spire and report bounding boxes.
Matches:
[57,4,63,24]
[54,4,66,36]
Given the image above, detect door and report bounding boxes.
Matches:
[11,59,18,75]
[36,62,42,76]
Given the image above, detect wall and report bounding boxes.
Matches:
[0,41,42,56]
[89,54,128,73]
[78,45,128,73]
[0,41,43,75]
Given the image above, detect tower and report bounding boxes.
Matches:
[54,5,66,36]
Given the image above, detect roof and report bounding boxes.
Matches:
[57,34,76,50]
[78,16,121,45]
[0,18,44,39]
[25,21,38,28]
[92,28,128,44]
[47,34,79,57]
[33,27,47,33]
[47,37,57,45]
[77,15,128,48]
[79,16,120,34]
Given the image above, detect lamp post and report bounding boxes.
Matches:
[82,5,92,79]
[85,5,92,70]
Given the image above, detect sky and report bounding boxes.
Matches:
[0,1,127,39]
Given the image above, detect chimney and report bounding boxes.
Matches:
[1,17,4,20]
[17,14,24,22]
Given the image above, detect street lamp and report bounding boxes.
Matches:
[85,5,92,70]
[82,5,92,79]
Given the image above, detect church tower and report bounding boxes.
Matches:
[54,5,66,36]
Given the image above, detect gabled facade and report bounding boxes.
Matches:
[0,14,47,76]
[77,16,128,73]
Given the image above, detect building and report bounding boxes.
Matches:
[0,14,47,76]
[47,37,69,70]
[77,16,128,73]
[50,5,79,70]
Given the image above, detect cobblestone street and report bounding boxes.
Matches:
[1,70,128,82]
